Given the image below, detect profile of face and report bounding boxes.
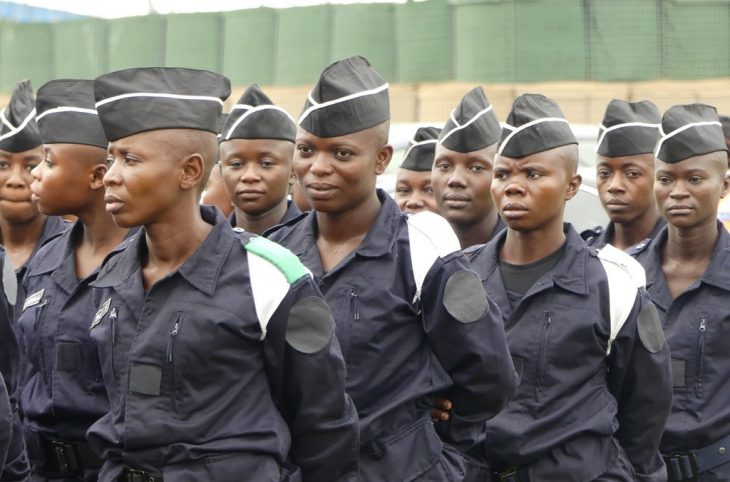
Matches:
[219,138,294,218]
[394,169,437,214]
[654,151,729,230]
[0,146,44,224]
[596,153,657,224]
[491,145,581,233]
[30,143,107,216]
[103,129,213,228]
[201,162,233,217]
[293,123,392,214]
[431,143,496,226]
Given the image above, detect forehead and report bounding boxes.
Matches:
[434,143,493,164]
[296,126,375,147]
[596,153,655,168]
[109,129,171,153]
[656,151,727,174]
[0,146,43,161]
[219,138,294,157]
[494,149,558,169]
[396,168,431,184]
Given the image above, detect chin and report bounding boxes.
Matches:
[110,213,144,229]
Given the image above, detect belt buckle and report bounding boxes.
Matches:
[497,467,523,482]
[124,468,160,482]
[665,453,699,482]
[50,440,80,474]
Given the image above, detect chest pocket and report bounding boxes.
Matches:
[20,291,51,375]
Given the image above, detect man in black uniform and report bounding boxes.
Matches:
[394,126,441,214]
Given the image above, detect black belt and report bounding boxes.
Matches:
[38,436,103,475]
[118,467,163,482]
[495,467,531,482]
[664,434,730,482]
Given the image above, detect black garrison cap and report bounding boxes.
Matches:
[0,80,43,153]
[655,104,728,163]
[36,79,108,149]
[401,126,441,171]
[93,67,231,142]
[298,56,390,138]
[221,84,296,143]
[596,99,661,158]
[498,93,577,158]
[719,115,730,141]
[438,87,500,153]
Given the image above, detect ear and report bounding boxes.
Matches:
[180,153,206,191]
[375,144,393,175]
[721,173,730,199]
[565,172,582,201]
[90,163,108,191]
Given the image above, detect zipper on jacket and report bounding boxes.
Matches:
[350,288,360,321]
[167,314,184,363]
[536,311,553,396]
[696,314,707,399]
[109,307,118,379]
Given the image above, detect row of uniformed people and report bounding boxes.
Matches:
[0,54,726,482]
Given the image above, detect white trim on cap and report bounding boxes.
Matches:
[401,138,438,163]
[439,105,494,146]
[297,82,389,125]
[497,117,570,156]
[95,92,225,108]
[229,104,255,113]
[595,122,661,153]
[224,105,295,140]
[0,109,14,130]
[0,108,37,143]
[654,121,722,158]
[36,106,98,122]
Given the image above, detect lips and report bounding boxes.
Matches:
[236,189,265,201]
[501,202,528,219]
[666,204,693,215]
[306,183,337,201]
[604,199,629,212]
[442,193,470,208]
[104,194,124,214]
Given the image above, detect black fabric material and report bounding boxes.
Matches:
[671,360,685,387]
[439,87,500,153]
[499,243,566,296]
[443,270,487,323]
[286,296,333,354]
[221,84,296,143]
[93,67,231,141]
[128,364,162,397]
[637,303,665,354]
[499,93,577,158]
[36,79,108,149]
[298,56,389,138]
[0,80,43,153]
[597,99,661,158]
[401,126,440,171]
[657,104,728,164]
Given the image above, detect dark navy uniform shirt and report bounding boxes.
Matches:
[88,206,358,482]
[469,225,672,481]
[637,222,730,454]
[228,199,302,236]
[0,247,30,481]
[267,190,517,481]
[582,218,666,257]
[16,221,124,477]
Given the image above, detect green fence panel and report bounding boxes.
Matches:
[0,23,53,92]
[590,0,660,81]
[53,19,107,79]
[331,4,396,81]
[107,15,165,71]
[453,0,514,83]
[275,5,332,85]
[222,8,276,85]
[665,1,730,79]
[395,0,452,82]
[165,13,221,72]
[513,0,586,82]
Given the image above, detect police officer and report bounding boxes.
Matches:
[267,56,517,482]
[0,80,68,307]
[636,104,730,482]
[88,67,358,482]
[394,126,441,214]
[431,87,505,249]
[16,79,129,482]
[0,248,30,480]
[464,94,672,481]
[219,84,301,234]
[582,100,665,254]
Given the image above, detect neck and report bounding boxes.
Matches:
[611,209,661,250]
[316,191,381,244]
[0,213,46,250]
[144,202,212,269]
[664,218,718,262]
[235,201,288,235]
[500,220,566,264]
[75,194,129,254]
[452,209,499,249]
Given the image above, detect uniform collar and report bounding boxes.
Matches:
[93,206,232,296]
[483,223,590,297]
[18,215,69,273]
[229,200,303,231]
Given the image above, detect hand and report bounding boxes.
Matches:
[431,398,452,422]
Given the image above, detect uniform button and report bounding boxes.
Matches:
[720,447,727,455]
[233,227,245,233]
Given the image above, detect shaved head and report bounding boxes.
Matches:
[151,129,218,193]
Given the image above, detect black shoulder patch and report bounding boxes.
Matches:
[443,270,488,323]
[637,303,665,354]
[286,296,333,354]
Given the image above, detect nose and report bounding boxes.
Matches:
[103,159,121,187]
[405,194,425,210]
[606,173,625,194]
[504,179,525,196]
[5,164,28,188]
[669,180,689,199]
[30,162,42,182]
[446,166,467,188]
[309,152,332,177]
[240,164,261,183]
